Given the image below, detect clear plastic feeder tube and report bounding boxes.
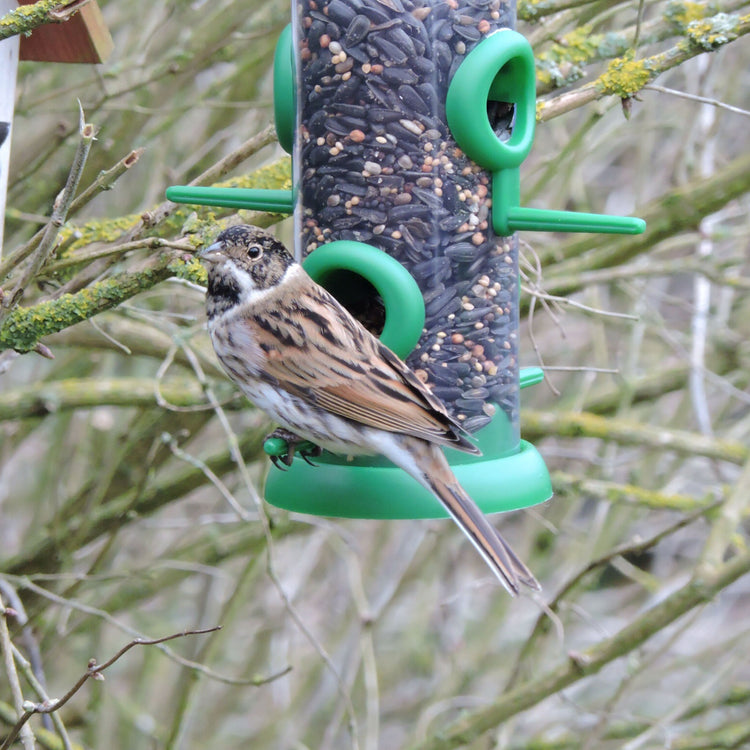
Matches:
[294,0,520,446]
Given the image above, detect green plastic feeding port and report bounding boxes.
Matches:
[303,240,425,359]
[446,29,646,237]
[273,24,295,154]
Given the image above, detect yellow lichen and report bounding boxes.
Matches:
[1,261,172,352]
[685,12,740,49]
[553,26,599,64]
[665,0,711,29]
[0,0,75,39]
[597,56,652,97]
[168,255,207,286]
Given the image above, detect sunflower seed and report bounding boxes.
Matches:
[345,14,371,44]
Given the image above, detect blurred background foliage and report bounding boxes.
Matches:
[1,0,750,748]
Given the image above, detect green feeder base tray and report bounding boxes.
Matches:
[264,413,552,519]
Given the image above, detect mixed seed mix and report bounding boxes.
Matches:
[295,0,520,436]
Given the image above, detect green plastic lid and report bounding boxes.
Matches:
[265,416,552,519]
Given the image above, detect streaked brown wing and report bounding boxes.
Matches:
[244,277,479,453]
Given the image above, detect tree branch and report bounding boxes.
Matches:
[0,627,221,750]
[523,409,748,465]
[0,249,199,353]
[1,416,272,577]
[0,594,35,750]
[536,150,750,286]
[0,0,91,41]
[0,106,95,328]
[409,551,750,750]
[0,149,145,283]
[0,377,239,422]
[538,10,750,121]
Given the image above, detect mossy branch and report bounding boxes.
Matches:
[549,470,717,511]
[0,0,89,40]
[509,709,750,750]
[0,249,201,353]
[537,9,750,121]
[0,377,239,422]
[523,409,748,465]
[534,0,750,91]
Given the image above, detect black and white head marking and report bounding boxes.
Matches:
[200,225,298,318]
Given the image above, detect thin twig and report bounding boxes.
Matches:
[136,123,278,233]
[0,149,145,281]
[9,645,73,750]
[0,593,36,750]
[0,582,52,734]
[0,105,95,328]
[644,85,750,118]
[161,431,255,522]
[410,549,750,750]
[0,627,221,750]
[43,237,194,274]
[521,283,640,320]
[0,576,284,687]
[506,504,718,691]
[538,13,750,121]
[699,457,750,572]
[179,342,362,749]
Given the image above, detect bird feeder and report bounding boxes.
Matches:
[167,0,645,519]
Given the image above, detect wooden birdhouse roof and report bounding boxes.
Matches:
[18,0,113,64]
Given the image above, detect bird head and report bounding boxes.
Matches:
[199,225,296,315]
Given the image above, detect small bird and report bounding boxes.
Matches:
[199,224,539,596]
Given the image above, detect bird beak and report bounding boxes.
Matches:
[198,242,225,263]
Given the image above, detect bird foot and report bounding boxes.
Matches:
[263,428,322,470]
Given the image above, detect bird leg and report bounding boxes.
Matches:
[264,427,322,470]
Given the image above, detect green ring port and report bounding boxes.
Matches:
[273,24,295,155]
[446,29,536,173]
[303,241,425,360]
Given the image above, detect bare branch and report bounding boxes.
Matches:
[0,0,90,41]
[0,627,221,750]
[0,106,95,328]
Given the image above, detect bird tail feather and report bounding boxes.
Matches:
[428,475,539,596]
[391,439,540,596]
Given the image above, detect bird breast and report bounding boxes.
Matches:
[208,312,266,382]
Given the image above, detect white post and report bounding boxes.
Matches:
[0,1,19,261]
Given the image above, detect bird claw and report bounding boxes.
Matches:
[299,448,322,467]
[269,454,291,471]
[264,428,321,470]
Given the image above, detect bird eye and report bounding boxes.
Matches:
[247,243,263,260]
